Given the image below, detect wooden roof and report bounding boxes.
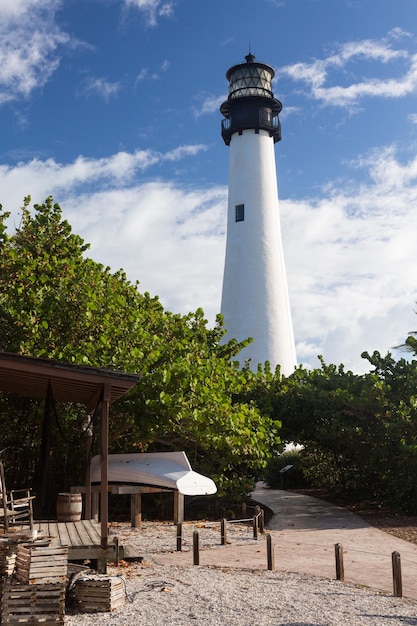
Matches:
[0,352,139,412]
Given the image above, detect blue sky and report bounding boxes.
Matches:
[2,0,417,373]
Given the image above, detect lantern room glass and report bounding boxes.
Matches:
[228,66,273,100]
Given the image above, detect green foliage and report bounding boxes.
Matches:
[0,196,163,368]
[0,197,280,505]
[115,309,281,498]
[265,352,417,512]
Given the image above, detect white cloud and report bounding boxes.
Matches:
[0,0,59,21]
[64,183,226,316]
[279,34,417,108]
[163,145,208,161]
[389,27,413,41]
[194,94,226,118]
[0,144,208,210]
[0,0,174,106]
[81,77,121,102]
[283,145,417,371]
[136,68,149,82]
[0,0,72,105]
[135,60,169,85]
[122,0,174,27]
[0,148,226,322]
[2,141,417,373]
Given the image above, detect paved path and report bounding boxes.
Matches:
[153,486,417,600]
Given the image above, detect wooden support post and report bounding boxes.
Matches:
[174,491,184,524]
[221,518,227,546]
[131,493,142,528]
[392,551,402,597]
[335,543,344,581]
[193,531,199,565]
[96,550,107,574]
[100,385,111,551]
[176,523,182,552]
[85,423,93,520]
[266,534,275,571]
[241,502,247,518]
[92,492,99,521]
[253,515,258,540]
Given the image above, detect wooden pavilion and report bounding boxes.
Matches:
[0,351,139,553]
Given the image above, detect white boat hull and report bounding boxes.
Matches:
[91,451,217,496]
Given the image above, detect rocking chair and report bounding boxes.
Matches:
[0,462,35,532]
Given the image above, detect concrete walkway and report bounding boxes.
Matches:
[153,485,417,600]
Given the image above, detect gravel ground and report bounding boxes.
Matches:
[64,521,417,625]
[66,563,417,626]
[109,519,258,554]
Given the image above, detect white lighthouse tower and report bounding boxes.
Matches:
[220,53,297,375]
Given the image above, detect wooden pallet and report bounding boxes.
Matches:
[15,544,68,585]
[72,575,125,612]
[0,578,65,625]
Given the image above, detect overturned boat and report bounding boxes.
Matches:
[90,451,217,496]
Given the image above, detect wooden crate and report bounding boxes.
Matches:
[0,578,65,625]
[15,544,68,585]
[0,540,16,577]
[72,575,125,612]
[0,535,42,578]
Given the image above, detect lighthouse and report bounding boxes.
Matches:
[220,53,297,375]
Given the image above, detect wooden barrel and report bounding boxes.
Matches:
[56,493,82,522]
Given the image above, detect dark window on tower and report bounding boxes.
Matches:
[235,204,245,222]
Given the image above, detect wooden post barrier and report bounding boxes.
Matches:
[176,523,182,552]
[335,543,344,581]
[266,534,275,571]
[253,515,258,539]
[113,536,119,566]
[193,531,200,566]
[392,551,402,597]
[221,518,227,546]
[241,502,247,518]
[260,508,265,533]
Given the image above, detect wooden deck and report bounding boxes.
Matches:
[34,520,120,572]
